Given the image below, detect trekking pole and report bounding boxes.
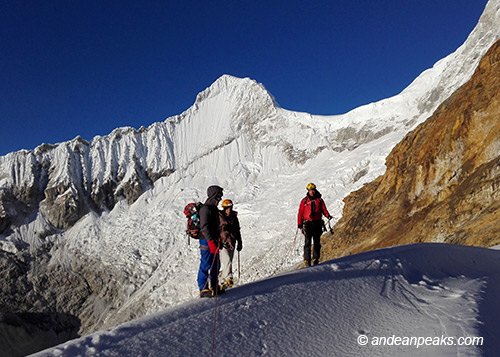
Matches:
[238,250,241,281]
[186,232,190,246]
[293,228,299,255]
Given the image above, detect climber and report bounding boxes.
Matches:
[218,199,242,289]
[297,183,332,266]
[198,185,225,298]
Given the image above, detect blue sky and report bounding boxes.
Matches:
[1,0,488,156]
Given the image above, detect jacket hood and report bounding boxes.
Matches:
[205,185,224,205]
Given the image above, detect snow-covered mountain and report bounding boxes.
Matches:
[1,0,500,355]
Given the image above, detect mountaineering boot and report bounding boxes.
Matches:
[313,259,319,266]
[211,286,226,296]
[200,289,213,298]
[221,278,233,290]
[304,260,311,267]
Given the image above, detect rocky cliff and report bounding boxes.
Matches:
[323,39,500,259]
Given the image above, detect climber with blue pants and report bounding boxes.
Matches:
[198,185,225,297]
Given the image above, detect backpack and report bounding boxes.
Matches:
[184,202,203,239]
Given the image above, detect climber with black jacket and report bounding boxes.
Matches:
[198,185,224,298]
[297,183,332,266]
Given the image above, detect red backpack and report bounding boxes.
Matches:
[184,202,203,239]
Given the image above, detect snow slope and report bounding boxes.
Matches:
[2,0,500,341]
[32,243,500,357]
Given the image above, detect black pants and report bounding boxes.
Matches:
[303,220,323,262]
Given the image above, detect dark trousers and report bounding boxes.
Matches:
[303,220,323,262]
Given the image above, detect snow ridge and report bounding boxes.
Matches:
[33,243,500,357]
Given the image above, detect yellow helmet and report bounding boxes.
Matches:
[306,183,316,190]
[222,199,233,208]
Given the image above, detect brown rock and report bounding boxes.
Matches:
[323,39,500,259]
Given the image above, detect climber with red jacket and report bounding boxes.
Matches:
[297,183,332,266]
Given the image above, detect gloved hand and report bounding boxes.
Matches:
[236,241,242,251]
[298,224,303,229]
[208,240,219,254]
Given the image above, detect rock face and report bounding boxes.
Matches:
[0,248,81,356]
[323,39,500,259]
[0,242,130,356]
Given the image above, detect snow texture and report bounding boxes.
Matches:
[32,243,500,356]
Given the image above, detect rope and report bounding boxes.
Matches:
[201,246,219,357]
[211,284,220,357]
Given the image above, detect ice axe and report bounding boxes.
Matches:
[327,217,334,234]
